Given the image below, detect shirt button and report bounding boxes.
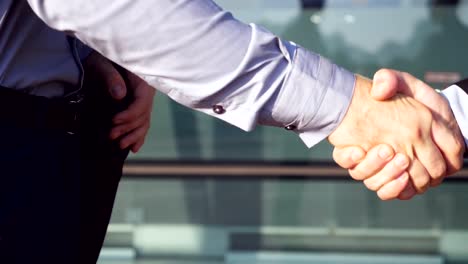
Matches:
[212,105,226,115]
[285,125,297,131]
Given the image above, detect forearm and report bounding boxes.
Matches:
[28,0,355,147]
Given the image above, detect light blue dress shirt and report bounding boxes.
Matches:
[0,1,92,97]
[0,0,358,148]
[4,1,468,148]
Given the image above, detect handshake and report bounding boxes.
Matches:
[328,69,465,201]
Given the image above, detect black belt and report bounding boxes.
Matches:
[0,86,84,134]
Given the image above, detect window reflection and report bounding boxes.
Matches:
[101,1,468,263]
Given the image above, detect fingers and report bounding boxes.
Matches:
[113,98,150,124]
[85,53,155,153]
[413,134,448,189]
[362,153,409,191]
[332,146,365,169]
[398,182,417,200]
[391,70,464,174]
[349,145,396,181]
[119,122,150,152]
[110,108,151,153]
[130,136,146,153]
[110,114,149,140]
[376,172,410,201]
[407,159,431,194]
[110,71,155,152]
[430,115,464,176]
[113,82,155,125]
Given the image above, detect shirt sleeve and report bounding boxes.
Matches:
[441,81,468,147]
[27,0,355,148]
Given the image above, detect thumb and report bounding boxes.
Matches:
[85,52,128,100]
[371,68,401,101]
[102,62,128,101]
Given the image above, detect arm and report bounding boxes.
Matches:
[27,0,354,148]
[27,0,454,182]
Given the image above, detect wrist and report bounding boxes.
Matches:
[328,75,373,148]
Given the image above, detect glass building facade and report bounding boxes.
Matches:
[99,1,468,263]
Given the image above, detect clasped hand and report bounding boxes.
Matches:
[329,70,464,200]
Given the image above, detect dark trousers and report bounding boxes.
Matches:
[0,82,129,263]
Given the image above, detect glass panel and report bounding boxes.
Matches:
[102,179,468,263]
[129,0,468,162]
[101,1,468,263]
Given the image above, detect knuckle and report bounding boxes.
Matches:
[430,162,447,181]
[410,128,430,145]
[430,179,443,188]
[446,147,464,176]
[405,124,425,142]
[420,108,433,124]
[414,178,430,194]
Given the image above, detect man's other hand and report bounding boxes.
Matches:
[84,52,156,153]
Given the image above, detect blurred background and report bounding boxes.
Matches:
[98,0,468,263]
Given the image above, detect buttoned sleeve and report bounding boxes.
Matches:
[27,0,355,147]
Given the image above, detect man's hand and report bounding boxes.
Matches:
[328,74,450,198]
[333,143,411,200]
[332,69,464,200]
[84,52,156,153]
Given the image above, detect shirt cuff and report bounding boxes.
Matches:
[441,85,468,147]
[298,57,356,147]
[269,46,355,148]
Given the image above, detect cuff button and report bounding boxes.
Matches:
[285,125,297,131]
[213,105,226,114]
